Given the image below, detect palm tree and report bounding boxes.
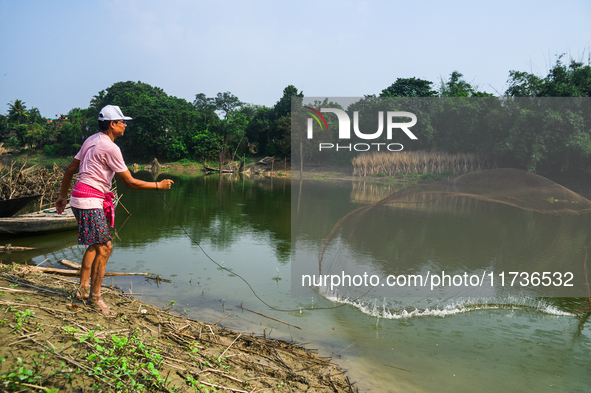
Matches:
[8,99,28,125]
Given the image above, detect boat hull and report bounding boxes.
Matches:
[0,195,42,217]
[0,208,77,235]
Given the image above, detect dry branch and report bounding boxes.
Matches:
[236,305,302,330]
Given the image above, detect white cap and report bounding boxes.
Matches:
[98,105,132,121]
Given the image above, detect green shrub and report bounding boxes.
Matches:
[44,144,61,156]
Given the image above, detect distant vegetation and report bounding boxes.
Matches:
[1,54,590,176]
[1,84,301,168]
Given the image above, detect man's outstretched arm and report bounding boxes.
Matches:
[116,170,174,190]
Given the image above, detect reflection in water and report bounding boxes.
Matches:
[0,230,79,264]
[350,181,401,204]
[113,172,291,263]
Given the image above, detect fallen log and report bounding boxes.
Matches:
[203,165,235,173]
[0,244,39,252]
[257,156,275,165]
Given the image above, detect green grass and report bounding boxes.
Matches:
[71,326,179,392]
[0,356,62,393]
[394,171,456,185]
[1,152,72,169]
[416,171,455,183]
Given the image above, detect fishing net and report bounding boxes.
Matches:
[316,168,591,314]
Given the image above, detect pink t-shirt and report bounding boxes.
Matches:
[70,132,128,209]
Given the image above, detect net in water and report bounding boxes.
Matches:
[317,168,591,315]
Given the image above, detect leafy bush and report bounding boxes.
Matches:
[265,142,278,156]
[44,144,61,156]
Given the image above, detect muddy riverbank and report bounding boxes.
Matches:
[0,263,355,392]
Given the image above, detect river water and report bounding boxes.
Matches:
[1,172,590,392]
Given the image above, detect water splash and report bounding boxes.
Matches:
[320,288,574,319]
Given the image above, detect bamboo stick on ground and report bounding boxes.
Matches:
[30,265,151,277]
[58,259,81,269]
[236,305,302,330]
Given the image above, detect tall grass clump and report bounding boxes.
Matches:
[352,150,495,177]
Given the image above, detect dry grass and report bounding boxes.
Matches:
[0,161,70,208]
[352,150,495,177]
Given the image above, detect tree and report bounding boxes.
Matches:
[506,55,591,97]
[90,81,201,160]
[438,71,493,97]
[222,112,248,161]
[193,93,213,111]
[27,107,45,125]
[237,104,261,120]
[265,85,304,158]
[8,99,28,125]
[274,85,303,119]
[502,55,591,173]
[214,92,242,118]
[192,129,223,160]
[14,125,28,146]
[440,71,474,97]
[245,106,273,155]
[380,77,437,97]
[0,115,7,135]
[275,116,291,157]
[102,81,167,107]
[24,123,46,148]
[212,93,246,166]
[90,90,106,109]
[56,123,84,155]
[193,93,218,126]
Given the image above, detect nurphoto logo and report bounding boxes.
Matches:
[305,107,418,152]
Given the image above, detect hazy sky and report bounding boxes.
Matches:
[1,0,590,118]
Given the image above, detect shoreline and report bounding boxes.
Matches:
[5,151,591,194]
[0,263,355,392]
[158,161,414,188]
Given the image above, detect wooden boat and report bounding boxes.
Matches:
[0,195,42,217]
[0,206,78,235]
[0,186,121,235]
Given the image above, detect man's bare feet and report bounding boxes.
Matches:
[90,296,116,315]
[75,285,91,300]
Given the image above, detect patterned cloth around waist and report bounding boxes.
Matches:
[71,182,115,227]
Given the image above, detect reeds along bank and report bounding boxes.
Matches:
[352,151,495,177]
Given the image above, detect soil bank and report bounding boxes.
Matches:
[0,263,355,392]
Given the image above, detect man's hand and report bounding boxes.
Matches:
[158,179,174,190]
[55,159,79,215]
[55,196,67,214]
